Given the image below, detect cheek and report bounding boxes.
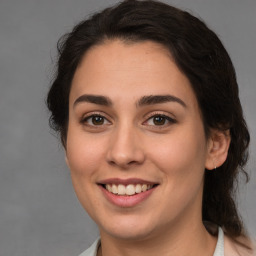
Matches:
[65,129,107,215]
[66,128,107,176]
[146,125,207,183]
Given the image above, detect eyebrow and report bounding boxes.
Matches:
[137,95,187,108]
[73,94,186,108]
[73,94,112,107]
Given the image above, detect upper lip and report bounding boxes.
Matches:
[97,178,159,186]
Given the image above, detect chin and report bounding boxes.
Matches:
[98,215,159,241]
[102,226,156,241]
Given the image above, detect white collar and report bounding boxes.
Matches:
[213,227,224,256]
[79,227,225,256]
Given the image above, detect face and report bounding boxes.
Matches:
[66,40,212,241]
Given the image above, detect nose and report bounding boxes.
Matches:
[106,125,145,169]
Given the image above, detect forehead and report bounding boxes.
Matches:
[70,39,197,107]
[76,40,173,78]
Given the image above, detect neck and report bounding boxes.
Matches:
[98,220,217,256]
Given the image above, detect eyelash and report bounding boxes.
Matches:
[80,112,176,128]
[80,112,111,127]
[143,113,176,128]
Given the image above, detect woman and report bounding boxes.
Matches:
[47,0,254,255]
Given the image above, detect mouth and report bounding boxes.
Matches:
[98,178,159,195]
[97,179,159,207]
[101,183,157,196]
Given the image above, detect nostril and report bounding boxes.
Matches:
[108,160,116,166]
[107,159,142,169]
[128,160,138,165]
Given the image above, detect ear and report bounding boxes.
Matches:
[65,155,70,169]
[205,129,231,170]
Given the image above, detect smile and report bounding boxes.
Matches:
[98,178,159,207]
[104,184,154,196]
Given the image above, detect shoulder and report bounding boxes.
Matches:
[224,234,256,256]
[79,238,100,256]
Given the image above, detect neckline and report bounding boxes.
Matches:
[81,226,225,256]
[213,227,224,256]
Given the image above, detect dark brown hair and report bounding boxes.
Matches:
[47,0,250,239]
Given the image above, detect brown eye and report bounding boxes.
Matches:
[81,114,111,126]
[91,116,104,125]
[153,116,166,125]
[144,114,176,127]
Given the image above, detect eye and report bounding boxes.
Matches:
[81,114,111,126]
[145,114,176,126]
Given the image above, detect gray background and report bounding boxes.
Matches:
[0,0,255,255]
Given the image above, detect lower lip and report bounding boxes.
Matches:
[99,185,156,208]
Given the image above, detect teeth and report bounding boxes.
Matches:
[112,184,118,194]
[105,184,153,196]
[117,184,126,195]
[126,184,136,195]
[135,184,142,193]
[106,184,112,193]
[142,184,147,192]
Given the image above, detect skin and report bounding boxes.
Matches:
[66,40,230,256]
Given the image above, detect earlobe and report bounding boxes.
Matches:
[205,129,231,170]
[65,155,70,169]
